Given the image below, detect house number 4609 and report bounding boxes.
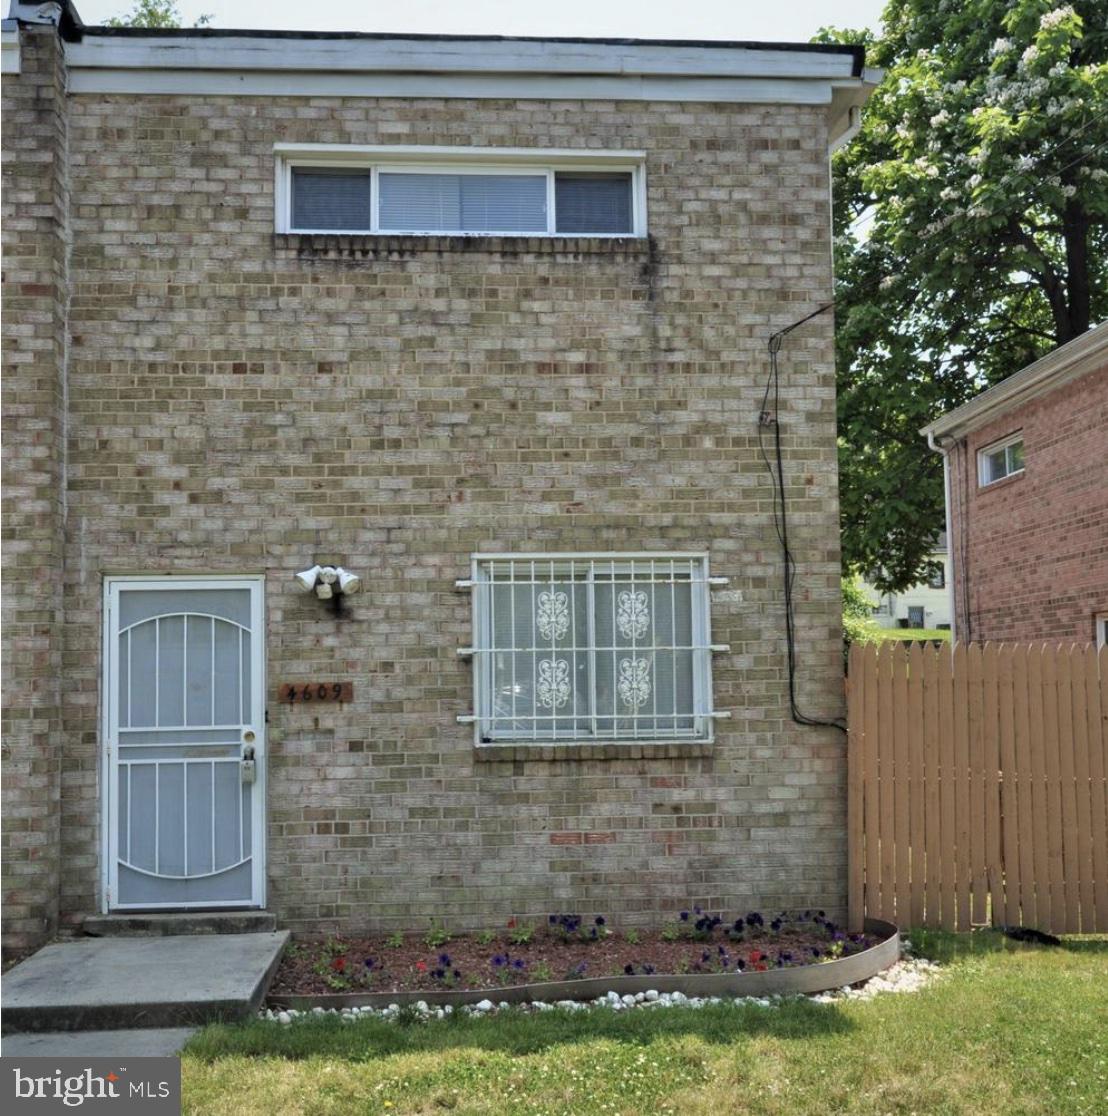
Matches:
[279,682,353,704]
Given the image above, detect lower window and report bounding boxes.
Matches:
[466,554,718,743]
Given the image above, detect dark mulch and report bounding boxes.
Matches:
[272,913,879,996]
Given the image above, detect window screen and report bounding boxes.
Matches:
[378,173,547,233]
[555,172,634,234]
[291,167,372,231]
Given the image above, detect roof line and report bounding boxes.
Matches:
[922,323,1107,442]
[63,24,864,74]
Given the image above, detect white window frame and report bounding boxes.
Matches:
[274,144,647,238]
[977,432,1025,487]
[1097,613,1107,649]
[458,552,727,746]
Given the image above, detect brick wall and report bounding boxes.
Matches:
[0,26,68,954]
[5,54,848,944]
[949,363,1108,643]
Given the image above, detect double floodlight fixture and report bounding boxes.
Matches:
[294,564,362,602]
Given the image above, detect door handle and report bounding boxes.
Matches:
[241,742,256,785]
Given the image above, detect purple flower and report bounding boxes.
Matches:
[679,911,689,922]
[364,958,375,969]
[643,964,655,975]
[492,955,506,968]
[736,959,746,971]
[624,964,634,975]
[439,953,451,966]
[595,916,605,927]
[512,959,526,971]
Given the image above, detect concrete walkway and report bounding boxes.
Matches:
[2,931,288,1034]
[2,1027,197,1057]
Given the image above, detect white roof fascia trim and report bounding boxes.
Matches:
[0,26,19,74]
[64,35,859,80]
[67,69,839,104]
[922,324,1107,442]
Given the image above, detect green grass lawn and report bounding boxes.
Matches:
[874,627,952,641]
[182,930,1108,1115]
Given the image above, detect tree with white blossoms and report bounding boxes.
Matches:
[819,0,1107,592]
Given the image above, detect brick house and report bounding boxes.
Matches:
[923,324,1107,646]
[1,0,876,954]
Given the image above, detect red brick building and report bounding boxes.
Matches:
[923,325,1108,646]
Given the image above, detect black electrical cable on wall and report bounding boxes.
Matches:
[759,303,847,732]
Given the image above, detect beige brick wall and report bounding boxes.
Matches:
[1,26,68,955]
[6,56,847,944]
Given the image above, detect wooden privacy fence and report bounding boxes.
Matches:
[847,641,1108,934]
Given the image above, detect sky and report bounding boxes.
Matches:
[77,0,886,41]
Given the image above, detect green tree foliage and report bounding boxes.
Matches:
[842,575,881,659]
[822,1,1107,591]
[104,0,210,27]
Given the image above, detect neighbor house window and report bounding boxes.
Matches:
[978,434,1024,486]
[1097,614,1107,649]
[275,146,644,236]
[463,555,719,743]
[928,566,946,590]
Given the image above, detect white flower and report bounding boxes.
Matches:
[990,38,1012,58]
[1091,168,1108,181]
[929,110,951,127]
[1017,155,1035,172]
[1021,45,1040,67]
[1040,6,1075,31]
[940,186,958,201]
[1062,184,1077,197]
[968,174,983,189]
[1049,61,1068,78]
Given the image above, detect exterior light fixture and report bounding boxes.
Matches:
[294,565,361,613]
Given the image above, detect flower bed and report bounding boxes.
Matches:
[269,911,898,1009]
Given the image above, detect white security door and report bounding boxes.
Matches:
[103,577,265,910]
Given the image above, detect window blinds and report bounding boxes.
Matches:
[290,167,372,231]
[379,173,548,233]
[554,173,633,234]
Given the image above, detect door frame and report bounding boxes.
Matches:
[100,574,266,913]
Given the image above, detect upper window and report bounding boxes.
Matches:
[978,434,1024,487]
[276,147,644,237]
[463,555,720,744]
[927,566,946,590]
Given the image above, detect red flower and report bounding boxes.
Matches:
[331,956,346,972]
[507,917,517,929]
[415,961,427,972]
[749,950,763,963]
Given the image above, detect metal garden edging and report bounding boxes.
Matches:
[269,918,899,1011]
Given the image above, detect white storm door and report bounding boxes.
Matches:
[104,577,265,910]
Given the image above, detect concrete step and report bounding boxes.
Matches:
[82,911,277,937]
[1,1027,197,1057]
[1,931,288,1034]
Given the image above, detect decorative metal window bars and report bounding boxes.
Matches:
[458,554,729,743]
